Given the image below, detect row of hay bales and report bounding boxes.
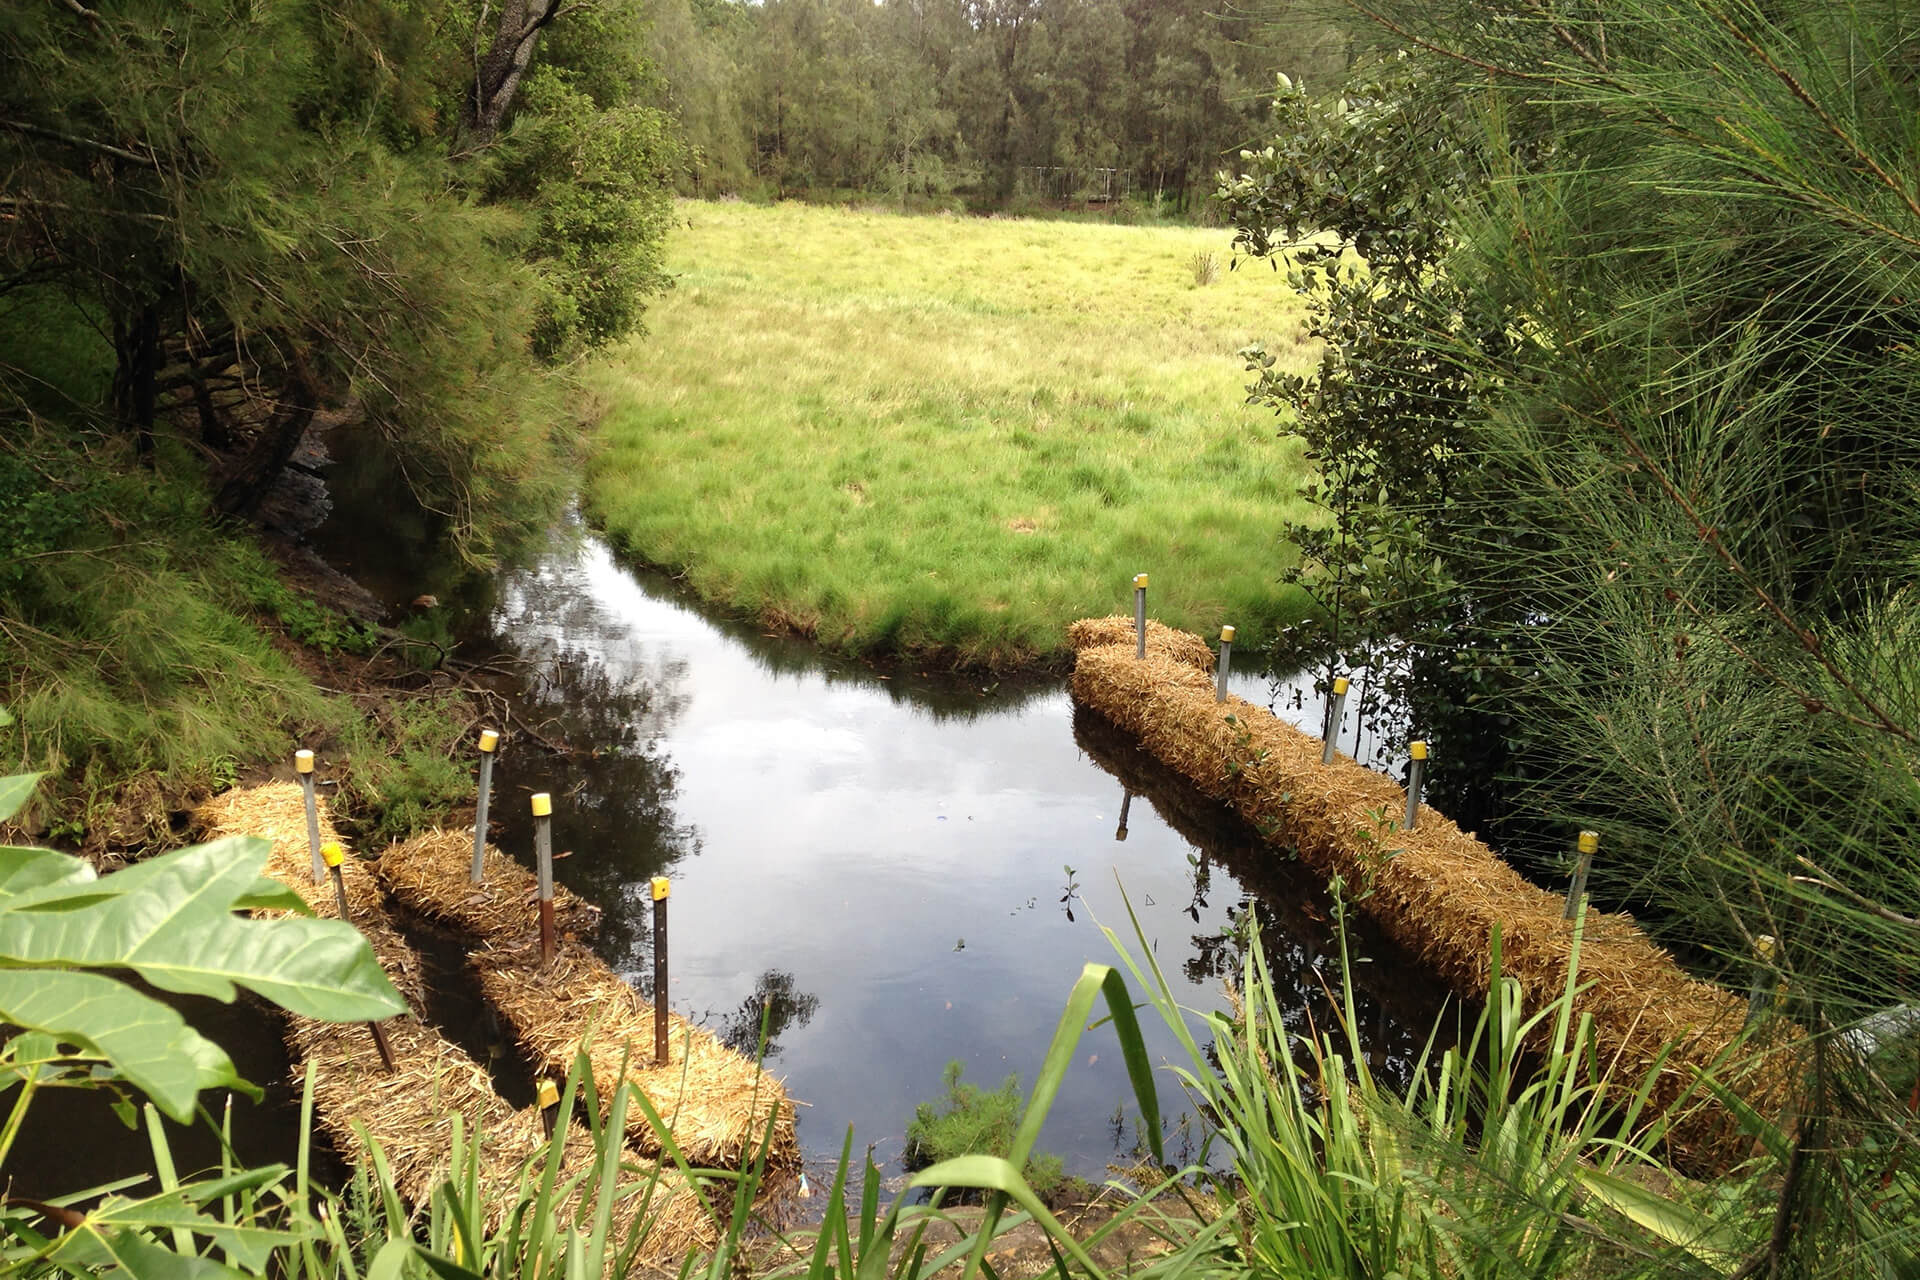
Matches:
[198,783,792,1262]
[1067,617,1780,1163]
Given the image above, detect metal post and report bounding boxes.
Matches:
[1403,740,1428,830]
[1114,790,1132,842]
[322,841,395,1072]
[1215,625,1235,702]
[537,1078,560,1137]
[1565,829,1599,920]
[651,877,671,1066]
[533,793,555,966]
[1321,677,1349,765]
[1133,573,1149,659]
[1745,935,1779,1030]
[470,728,499,884]
[296,749,322,882]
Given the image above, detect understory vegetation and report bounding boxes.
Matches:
[587,200,1320,666]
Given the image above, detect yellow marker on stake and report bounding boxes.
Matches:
[652,877,671,1064]
[537,1078,560,1135]
[1215,625,1236,703]
[1322,677,1351,765]
[532,793,556,965]
[295,749,322,882]
[1565,829,1599,920]
[1404,740,1429,830]
[471,728,500,885]
[1133,573,1150,659]
[320,839,395,1071]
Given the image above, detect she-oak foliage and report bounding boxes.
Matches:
[1224,2,1920,1273]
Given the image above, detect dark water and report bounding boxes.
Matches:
[463,520,1453,1181]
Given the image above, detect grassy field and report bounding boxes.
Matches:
[586,200,1319,667]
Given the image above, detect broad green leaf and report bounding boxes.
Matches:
[0,969,242,1123]
[906,1155,1102,1279]
[0,845,92,899]
[1577,1167,1742,1269]
[1013,963,1161,1170]
[233,877,313,915]
[58,1178,298,1273]
[0,836,403,1020]
[0,774,41,824]
[48,1224,249,1279]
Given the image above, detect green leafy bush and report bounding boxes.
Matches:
[905,1060,1066,1201]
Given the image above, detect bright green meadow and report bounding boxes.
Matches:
[586,200,1319,666]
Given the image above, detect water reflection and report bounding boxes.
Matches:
[712,970,823,1060]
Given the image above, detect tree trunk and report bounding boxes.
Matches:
[214,364,318,518]
[112,302,162,464]
[464,0,565,150]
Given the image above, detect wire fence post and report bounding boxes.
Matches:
[296,749,322,882]
[1133,573,1149,659]
[1565,829,1599,920]
[1321,677,1349,765]
[470,728,499,884]
[652,877,670,1066]
[1403,740,1428,830]
[533,793,555,966]
[1215,625,1235,702]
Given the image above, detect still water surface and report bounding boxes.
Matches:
[471,521,1450,1179]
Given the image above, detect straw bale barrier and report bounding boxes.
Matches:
[379,829,799,1172]
[1068,619,1780,1159]
[198,786,718,1261]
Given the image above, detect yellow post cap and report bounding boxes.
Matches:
[651,876,671,901]
[537,1079,560,1108]
[295,749,315,774]
[478,729,500,753]
[1332,677,1349,695]
[1410,740,1429,760]
[1133,573,1149,589]
[321,841,345,868]
[1578,830,1600,854]
[1219,625,1236,643]
[1755,934,1777,961]
[531,793,552,817]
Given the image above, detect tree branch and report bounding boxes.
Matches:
[0,118,156,167]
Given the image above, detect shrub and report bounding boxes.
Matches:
[904,1059,1066,1201]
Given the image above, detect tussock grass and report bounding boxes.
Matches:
[586,201,1320,667]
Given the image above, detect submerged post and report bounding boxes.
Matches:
[296,749,322,882]
[1321,677,1350,765]
[1114,789,1132,841]
[1403,740,1428,830]
[322,841,395,1072]
[1215,625,1235,702]
[1565,830,1599,920]
[652,877,671,1066]
[1133,573,1149,659]
[1745,934,1779,1029]
[470,728,499,884]
[533,792,555,966]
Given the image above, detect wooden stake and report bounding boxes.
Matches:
[322,841,395,1072]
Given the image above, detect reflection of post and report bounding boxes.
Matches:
[1115,790,1133,841]
[470,728,499,884]
[296,749,322,882]
[652,877,671,1066]
[533,792,555,966]
[1215,625,1235,702]
[1403,741,1428,830]
[1321,677,1349,765]
[1133,573,1149,659]
[1564,830,1598,920]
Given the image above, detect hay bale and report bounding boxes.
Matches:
[197,784,722,1263]
[475,946,798,1171]
[1068,631,1784,1164]
[378,828,604,941]
[1067,615,1216,670]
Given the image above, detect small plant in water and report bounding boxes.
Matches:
[1060,863,1083,921]
[905,1059,1067,1202]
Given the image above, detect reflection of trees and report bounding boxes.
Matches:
[714,970,821,1061]
[1072,705,1459,1097]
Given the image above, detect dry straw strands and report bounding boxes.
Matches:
[1068,618,1779,1161]
[379,829,799,1172]
[198,785,718,1261]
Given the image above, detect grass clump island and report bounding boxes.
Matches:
[905,1060,1070,1203]
[585,200,1322,668]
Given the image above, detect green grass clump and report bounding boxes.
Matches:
[905,1060,1066,1201]
[332,689,476,843]
[586,200,1322,667]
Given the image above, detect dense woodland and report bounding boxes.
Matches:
[641,0,1346,208]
